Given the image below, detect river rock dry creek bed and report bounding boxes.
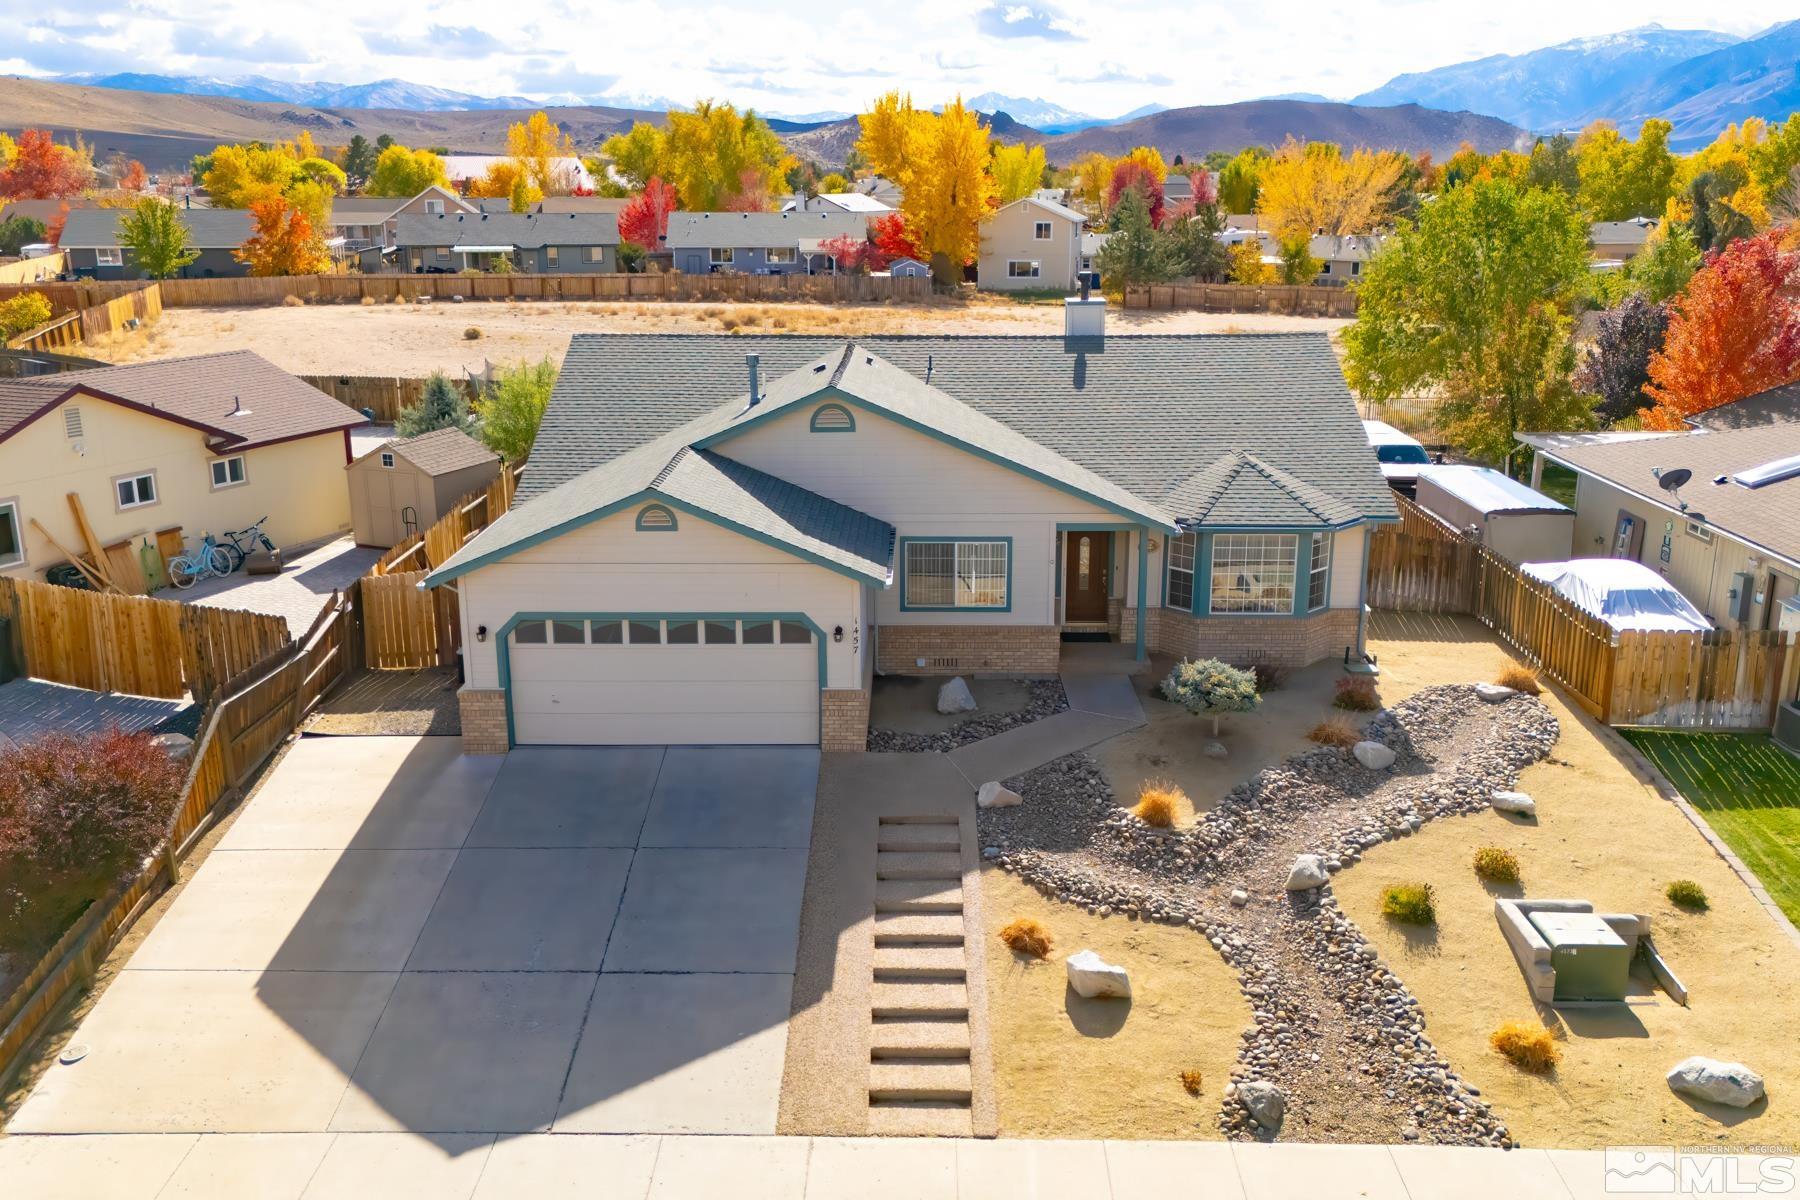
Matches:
[977,683,1560,1146]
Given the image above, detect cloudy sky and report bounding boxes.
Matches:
[1,2,1794,116]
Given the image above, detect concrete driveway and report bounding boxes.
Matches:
[7,736,817,1159]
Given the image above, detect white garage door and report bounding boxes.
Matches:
[507,616,820,745]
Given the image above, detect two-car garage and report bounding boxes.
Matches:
[504,615,823,745]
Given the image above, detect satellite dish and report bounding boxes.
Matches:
[1656,467,1692,492]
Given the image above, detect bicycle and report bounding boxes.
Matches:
[218,516,275,572]
[168,532,234,589]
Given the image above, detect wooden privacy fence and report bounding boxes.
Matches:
[0,576,288,705]
[1123,282,1358,317]
[0,588,355,1090]
[360,465,522,669]
[301,374,481,423]
[3,283,162,353]
[1366,496,1799,728]
[144,270,935,307]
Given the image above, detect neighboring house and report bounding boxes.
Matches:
[1311,235,1383,286]
[883,257,930,278]
[60,208,255,280]
[424,305,1396,753]
[536,196,629,215]
[1685,380,1800,432]
[0,198,99,228]
[392,212,620,274]
[0,350,365,581]
[1080,231,1111,276]
[348,426,501,548]
[782,192,894,214]
[1521,422,1800,630]
[978,196,1086,292]
[664,212,875,275]
[853,176,903,206]
[331,186,472,251]
[441,156,597,194]
[1590,218,1657,265]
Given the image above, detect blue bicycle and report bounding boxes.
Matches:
[168,532,233,589]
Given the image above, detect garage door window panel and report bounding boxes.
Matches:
[628,620,662,644]
[589,620,623,644]
[704,620,737,644]
[551,620,586,644]
[742,620,775,644]
[778,621,812,644]
[667,620,699,644]
[514,621,548,644]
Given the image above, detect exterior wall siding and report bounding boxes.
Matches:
[66,246,247,280]
[978,202,1081,292]
[670,247,817,275]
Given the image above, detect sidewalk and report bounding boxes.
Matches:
[2,1131,1788,1199]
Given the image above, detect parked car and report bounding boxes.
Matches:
[1363,419,1433,496]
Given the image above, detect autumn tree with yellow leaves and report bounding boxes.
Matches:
[990,143,1046,204]
[506,111,578,196]
[1254,138,1405,243]
[856,92,995,278]
[602,101,793,211]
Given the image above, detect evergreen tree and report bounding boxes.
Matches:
[1095,189,1167,289]
[395,373,467,438]
[342,135,376,185]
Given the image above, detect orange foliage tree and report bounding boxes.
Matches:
[121,159,149,192]
[0,130,90,199]
[235,196,330,276]
[1641,230,1800,428]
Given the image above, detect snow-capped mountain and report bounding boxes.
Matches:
[54,73,540,112]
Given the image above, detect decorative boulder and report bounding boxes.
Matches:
[1353,740,1397,770]
[1475,683,1517,704]
[1286,854,1330,891]
[937,676,978,714]
[976,781,1022,809]
[1667,1057,1765,1108]
[1065,949,1132,999]
[1230,888,1250,908]
[1491,791,1537,817]
[1238,1080,1286,1130]
[1203,741,1229,759]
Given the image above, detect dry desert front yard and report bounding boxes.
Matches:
[89,298,1351,376]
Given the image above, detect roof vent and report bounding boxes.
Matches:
[1733,452,1800,489]
[745,354,761,409]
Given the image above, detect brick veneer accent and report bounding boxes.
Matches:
[1120,606,1360,670]
[458,687,509,754]
[876,624,1061,676]
[821,687,872,753]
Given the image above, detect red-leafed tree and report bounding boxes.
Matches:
[45,201,70,247]
[618,176,679,250]
[1641,230,1800,429]
[1107,160,1165,228]
[869,211,921,264]
[723,167,770,212]
[1188,168,1217,208]
[0,130,90,199]
[121,159,149,192]
[817,234,870,273]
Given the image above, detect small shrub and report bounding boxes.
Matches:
[999,917,1052,959]
[463,326,482,340]
[0,291,54,339]
[360,295,376,306]
[1495,663,1542,696]
[280,293,304,307]
[1380,882,1437,925]
[1249,662,1287,692]
[1133,779,1184,827]
[1333,676,1380,712]
[1178,1068,1204,1096]
[1160,658,1260,726]
[1307,718,1359,748]
[1472,846,1520,884]
[1666,879,1709,910]
[1489,1020,1560,1073]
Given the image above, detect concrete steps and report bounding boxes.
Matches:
[875,880,964,914]
[876,824,961,853]
[869,1060,973,1103]
[870,1018,971,1059]
[873,945,967,979]
[866,1102,975,1137]
[875,851,962,881]
[871,980,969,1019]
[873,913,966,945]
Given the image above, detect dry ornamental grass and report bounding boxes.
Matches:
[1132,779,1185,827]
[1307,717,1360,748]
[1495,663,1542,696]
[1178,1069,1204,1096]
[999,917,1053,959]
[1489,1020,1561,1073]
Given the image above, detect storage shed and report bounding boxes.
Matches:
[348,427,501,548]
[1415,465,1573,563]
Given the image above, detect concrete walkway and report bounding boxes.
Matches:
[1,1131,1783,1198]
[945,670,1146,787]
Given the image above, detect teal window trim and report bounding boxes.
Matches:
[697,390,1179,535]
[1306,531,1333,613]
[635,502,678,532]
[809,403,856,433]
[898,536,1013,612]
[494,610,827,749]
[1205,531,1303,619]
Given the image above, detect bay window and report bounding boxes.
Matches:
[1166,530,1196,611]
[1208,533,1297,615]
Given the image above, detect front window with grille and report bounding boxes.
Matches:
[1166,531,1196,611]
[903,539,1009,609]
[1208,533,1297,615]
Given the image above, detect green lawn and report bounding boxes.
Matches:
[1537,461,1579,509]
[1620,729,1800,926]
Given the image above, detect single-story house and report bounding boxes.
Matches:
[1590,218,1657,265]
[977,196,1086,292]
[348,426,501,548]
[331,186,473,251]
[1521,422,1800,630]
[884,257,930,278]
[392,211,620,274]
[0,351,366,581]
[1311,235,1383,285]
[60,208,255,280]
[782,192,894,214]
[664,211,875,275]
[425,306,1397,753]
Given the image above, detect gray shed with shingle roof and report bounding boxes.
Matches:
[347,426,500,548]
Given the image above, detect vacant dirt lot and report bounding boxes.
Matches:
[91,299,1351,376]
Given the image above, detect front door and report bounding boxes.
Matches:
[1064,531,1112,622]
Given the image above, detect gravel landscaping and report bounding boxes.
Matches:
[866,678,1068,753]
[977,682,1559,1147]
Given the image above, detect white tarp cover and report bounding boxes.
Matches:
[1417,465,1569,514]
[1520,559,1713,633]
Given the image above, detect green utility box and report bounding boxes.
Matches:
[1529,911,1630,1002]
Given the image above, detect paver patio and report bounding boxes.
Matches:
[177,535,383,636]
[6,734,815,1147]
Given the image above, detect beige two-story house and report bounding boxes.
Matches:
[977,197,1086,292]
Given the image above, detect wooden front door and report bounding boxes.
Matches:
[1064,531,1112,622]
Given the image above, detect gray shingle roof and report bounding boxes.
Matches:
[392,211,619,250]
[1687,381,1800,432]
[379,426,500,475]
[1165,451,1364,527]
[522,333,1395,527]
[663,211,873,249]
[59,207,254,250]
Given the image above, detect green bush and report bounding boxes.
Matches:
[1160,658,1259,718]
[1381,882,1437,925]
[1472,847,1520,884]
[1666,879,1709,910]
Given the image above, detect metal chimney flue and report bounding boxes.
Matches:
[746,354,761,408]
